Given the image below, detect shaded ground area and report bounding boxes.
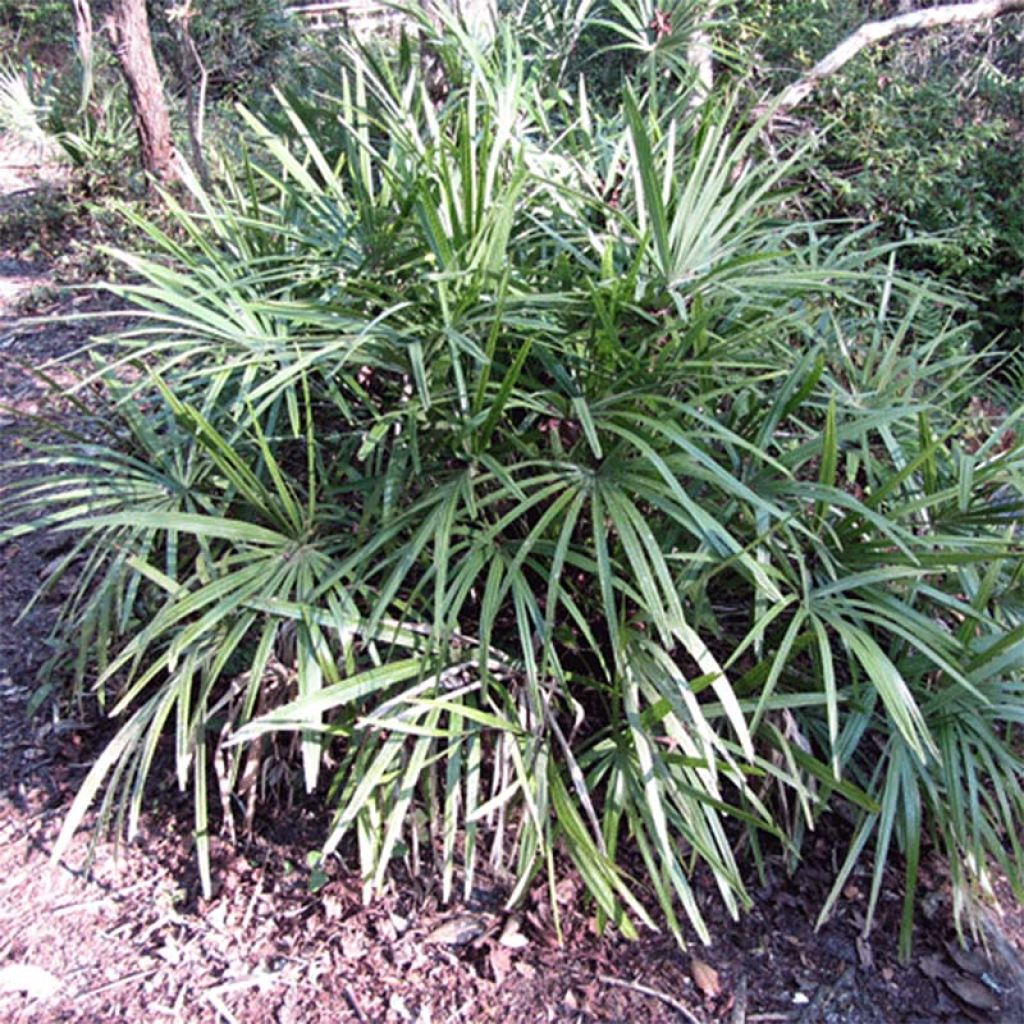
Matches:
[2,150,1024,1024]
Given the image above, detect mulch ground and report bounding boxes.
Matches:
[3,155,1024,1024]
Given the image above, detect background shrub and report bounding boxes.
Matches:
[148,0,301,102]
[733,0,1024,357]
[0,0,73,63]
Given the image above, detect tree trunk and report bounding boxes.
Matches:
[102,0,178,184]
[418,0,498,104]
[419,0,449,105]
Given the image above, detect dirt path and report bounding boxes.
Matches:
[2,156,1024,1024]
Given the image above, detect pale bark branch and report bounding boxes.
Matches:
[687,29,714,105]
[763,0,1024,117]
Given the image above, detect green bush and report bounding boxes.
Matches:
[0,23,150,195]
[735,1,1024,354]
[148,0,300,103]
[0,1,72,62]
[5,8,1023,957]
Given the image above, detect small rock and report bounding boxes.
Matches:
[155,942,181,965]
[423,913,490,946]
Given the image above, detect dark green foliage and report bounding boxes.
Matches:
[735,0,1024,353]
[820,42,1024,353]
[0,1,73,62]
[148,0,301,102]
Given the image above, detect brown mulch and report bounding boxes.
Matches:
[3,163,1024,1024]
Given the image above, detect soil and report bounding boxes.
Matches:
[2,147,1024,1024]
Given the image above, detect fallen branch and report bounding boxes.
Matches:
[762,0,1024,117]
[599,973,705,1024]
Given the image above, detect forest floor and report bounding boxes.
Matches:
[2,144,1024,1024]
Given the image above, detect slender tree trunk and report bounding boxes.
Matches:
[172,0,212,189]
[419,0,449,104]
[72,0,94,113]
[687,28,713,106]
[101,0,179,184]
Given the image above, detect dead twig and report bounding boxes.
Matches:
[75,966,159,999]
[51,879,149,916]
[343,983,368,1022]
[731,972,749,1024]
[205,989,240,1024]
[599,973,705,1024]
[50,896,116,916]
[206,971,289,998]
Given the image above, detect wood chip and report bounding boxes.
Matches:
[691,956,722,999]
[488,944,513,986]
[919,953,950,980]
[946,942,990,978]
[205,990,240,1024]
[942,974,1001,1013]
[388,993,413,1021]
[498,916,529,949]
[423,913,489,946]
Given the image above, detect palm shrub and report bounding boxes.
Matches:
[4,8,1023,956]
[0,57,59,157]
